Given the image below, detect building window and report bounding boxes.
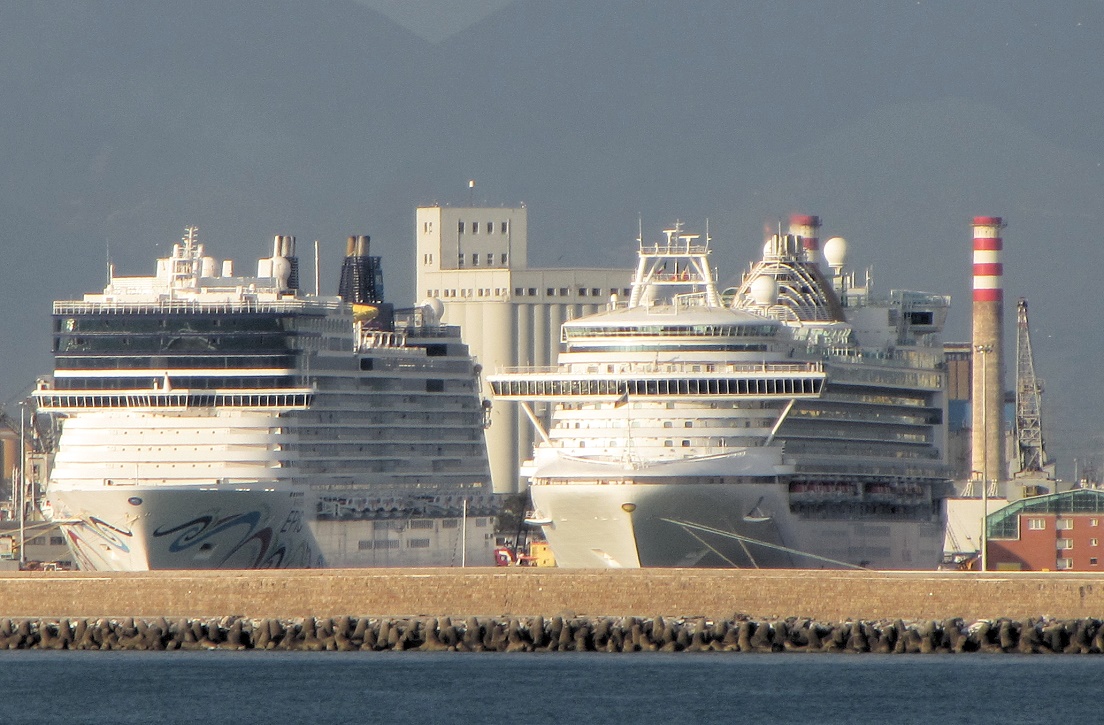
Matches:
[407,538,431,549]
[1093,558,1099,566]
[458,221,465,233]
[1028,519,1046,530]
[487,222,493,234]
[1057,538,1074,550]
[50,536,64,546]
[458,254,464,267]
[579,288,588,297]
[592,288,601,296]
[501,253,508,264]
[1057,519,1073,530]
[487,253,494,266]
[515,287,524,296]
[547,288,555,297]
[472,254,479,266]
[1058,558,1074,570]
[471,221,478,234]
[559,287,569,296]
[1093,519,1099,527]
[501,221,509,233]
[1092,539,1099,547]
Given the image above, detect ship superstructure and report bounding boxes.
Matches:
[488,221,952,568]
[34,228,494,570]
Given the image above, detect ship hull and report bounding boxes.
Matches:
[530,479,944,570]
[48,487,318,571]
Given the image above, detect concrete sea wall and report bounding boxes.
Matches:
[1,568,1103,621]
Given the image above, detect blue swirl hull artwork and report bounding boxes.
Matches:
[49,488,319,571]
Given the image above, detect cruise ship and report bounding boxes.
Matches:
[488,221,953,569]
[33,228,495,570]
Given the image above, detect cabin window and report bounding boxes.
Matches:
[907,311,934,325]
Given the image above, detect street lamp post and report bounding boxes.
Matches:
[17,402,25,569]
[975,344,992,572]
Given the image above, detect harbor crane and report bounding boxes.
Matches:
[1012,298,1055,489]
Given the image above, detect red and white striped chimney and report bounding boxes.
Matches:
[788,214,821,263]
[970,216,1004,496]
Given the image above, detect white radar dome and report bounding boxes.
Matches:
[749,275,778,306]
[823,237,848,268]
[421,297,445,323]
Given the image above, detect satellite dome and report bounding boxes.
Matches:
[823,237,848,268]
[749,275,778,306]
[422,297,445,322]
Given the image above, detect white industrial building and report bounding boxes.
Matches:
[415,204,632,493]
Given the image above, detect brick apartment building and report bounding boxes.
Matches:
[987,489,1104,571]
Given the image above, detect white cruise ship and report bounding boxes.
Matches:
[488,221,952,569]
[34,228,494,570]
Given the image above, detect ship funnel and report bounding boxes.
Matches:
[338,233,384,304]
[285,235,300,290]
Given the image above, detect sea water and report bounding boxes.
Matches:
[5,651,1100,724]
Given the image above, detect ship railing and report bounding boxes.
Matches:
[637,242,711,257]
[33,388,314,411]
[53,298,343,315]
[358,330,408,349]
[890,290,951,308]
[494,361,822,375]
[395,324,461,339]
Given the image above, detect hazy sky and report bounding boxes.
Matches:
[352,0,515,43]
[1,1,1102,481]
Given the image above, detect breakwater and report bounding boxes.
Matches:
[4,614,1104,653]
[2,568,1104,621]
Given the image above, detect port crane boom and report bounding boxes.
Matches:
[1014,298,1051,476]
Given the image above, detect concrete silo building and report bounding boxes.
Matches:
[415,205,632,493]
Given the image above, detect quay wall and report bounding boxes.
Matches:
[1,568,1103,620]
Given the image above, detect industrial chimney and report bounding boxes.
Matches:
[970,216,1005,498]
